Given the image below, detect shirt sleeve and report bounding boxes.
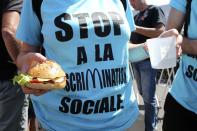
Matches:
[170,0,186,14]
[151,6,166,27]
[3,0,23,13]
[125,0,136,32]
[16,0,42,46]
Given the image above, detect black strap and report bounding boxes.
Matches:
[120,0,127,11]
[183,0,197,57]
[32,0,45,55]
[32,0,43,25]
[184,0,192,37]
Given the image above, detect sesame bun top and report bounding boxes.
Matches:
[27,60,65,79]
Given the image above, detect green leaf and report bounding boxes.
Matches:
[13,73,33,86]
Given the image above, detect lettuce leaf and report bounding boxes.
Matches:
[13,73,33,86]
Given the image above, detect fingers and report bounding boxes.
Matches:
[176,34,183,45]
[159,29,183,58]
[21,62,30,74]
[21,86,38,94]
[176,43,182,58]
[19,53,50,96]
[30,52,47,62]
[21,86,51,96]
[178,47,182,58]
[33,90,51,96]
[159,29,179,38]
[21,53,47,74]
[143,43,148,50]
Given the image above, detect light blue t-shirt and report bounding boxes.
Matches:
[16,0,139,130]
[169,0,197,114]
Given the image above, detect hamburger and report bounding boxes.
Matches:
[13,60,66,90]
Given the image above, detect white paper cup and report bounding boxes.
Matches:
[146,36,177,69]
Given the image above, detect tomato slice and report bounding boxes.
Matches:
[30,78,44,83]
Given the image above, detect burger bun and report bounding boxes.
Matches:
[26,60,66,90]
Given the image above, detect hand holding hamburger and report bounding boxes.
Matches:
[14,60,66,90]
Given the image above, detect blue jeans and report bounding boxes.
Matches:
[0,80,28,131]
[132,59,157,131]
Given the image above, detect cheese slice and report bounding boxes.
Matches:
[53,77,65,83]
[37,77,65,82]
[37,78,51,81]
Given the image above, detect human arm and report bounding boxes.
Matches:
[181,37,197,55]
[134,23,165,38]
[128,30,147,50]
[133,6,166,38]
[128,40,145,49]
[162,7,197,55]
[1,2,23,64]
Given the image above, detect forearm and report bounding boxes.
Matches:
[1,11,21,63]
[165,8,185,32]
[165,8,197,55]
[2,26,22,63]
[182,38,197,55]
[134,25,165,38]
[128,41,144,49]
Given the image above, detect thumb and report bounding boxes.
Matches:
[159,29,179,38]
[21,62,29,74]
[30,52,47,62]
[21,53,47,74]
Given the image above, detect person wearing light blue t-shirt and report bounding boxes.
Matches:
[160,0,197,130]
[16,0,139,130]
